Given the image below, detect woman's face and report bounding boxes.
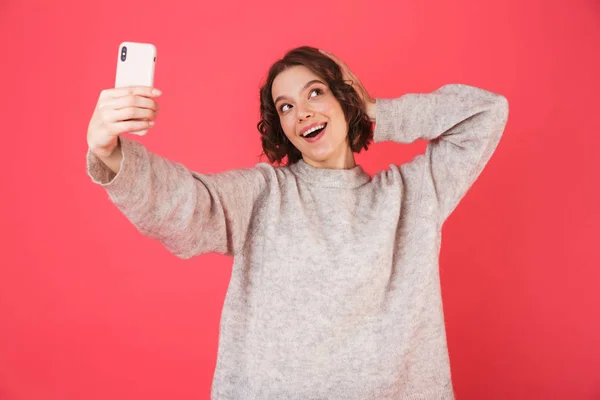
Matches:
[271,65,355,169]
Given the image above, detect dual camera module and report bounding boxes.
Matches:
[121,46,156,62]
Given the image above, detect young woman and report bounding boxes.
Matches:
[86,46,509,400]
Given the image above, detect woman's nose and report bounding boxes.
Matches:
[297,103,314,121]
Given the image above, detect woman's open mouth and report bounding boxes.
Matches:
[301,123,327,143]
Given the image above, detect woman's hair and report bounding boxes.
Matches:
[257,46,373,166]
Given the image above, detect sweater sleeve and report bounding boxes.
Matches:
[373,83,509,223]
[86,136,269,259]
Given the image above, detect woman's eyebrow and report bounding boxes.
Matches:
[274,79,325,104]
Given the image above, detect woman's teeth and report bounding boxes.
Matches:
[302,123,327,137]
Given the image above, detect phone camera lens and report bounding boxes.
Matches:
[121,46,127,61]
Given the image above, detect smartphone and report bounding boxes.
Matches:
[115,41,156,88]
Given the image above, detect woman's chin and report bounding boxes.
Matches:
[303,150,332,165]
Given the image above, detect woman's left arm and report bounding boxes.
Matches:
[321,50,509,223]
[373,84,509,223]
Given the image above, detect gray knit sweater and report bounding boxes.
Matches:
[87,83,509,399]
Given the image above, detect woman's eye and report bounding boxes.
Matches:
[278,89,322,112]
[310,88,323,98]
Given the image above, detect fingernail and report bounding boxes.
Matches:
[152,88,162,95]
[149,121,155,126]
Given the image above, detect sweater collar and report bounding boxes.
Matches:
[288,159,371,189]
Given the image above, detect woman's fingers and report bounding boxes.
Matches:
[320,48,374,107]
[111,119,155,136]
[99,85,162,100]
[101,93,159,112]
[320,49,355,83]
[88,87,162,157]
[104,106,157,124]
[320,50,348,73]
[97,91,159,126]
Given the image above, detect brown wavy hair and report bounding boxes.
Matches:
[257,46,373,166]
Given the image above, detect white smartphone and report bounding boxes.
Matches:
[115,41,156,88]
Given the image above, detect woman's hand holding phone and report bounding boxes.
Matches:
[86,86,161,172]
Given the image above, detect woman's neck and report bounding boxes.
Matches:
[302,146,356,170]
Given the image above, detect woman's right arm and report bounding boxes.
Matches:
[87,86,270,259]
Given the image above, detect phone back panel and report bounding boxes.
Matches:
[115,42,156,88]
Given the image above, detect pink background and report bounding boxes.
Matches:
[1,0,599,399]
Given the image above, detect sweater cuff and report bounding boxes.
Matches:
[86,136,143,197]
[372,97,402,143]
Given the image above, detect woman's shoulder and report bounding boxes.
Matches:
[370,155,427,187]
[191,161,295,189]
